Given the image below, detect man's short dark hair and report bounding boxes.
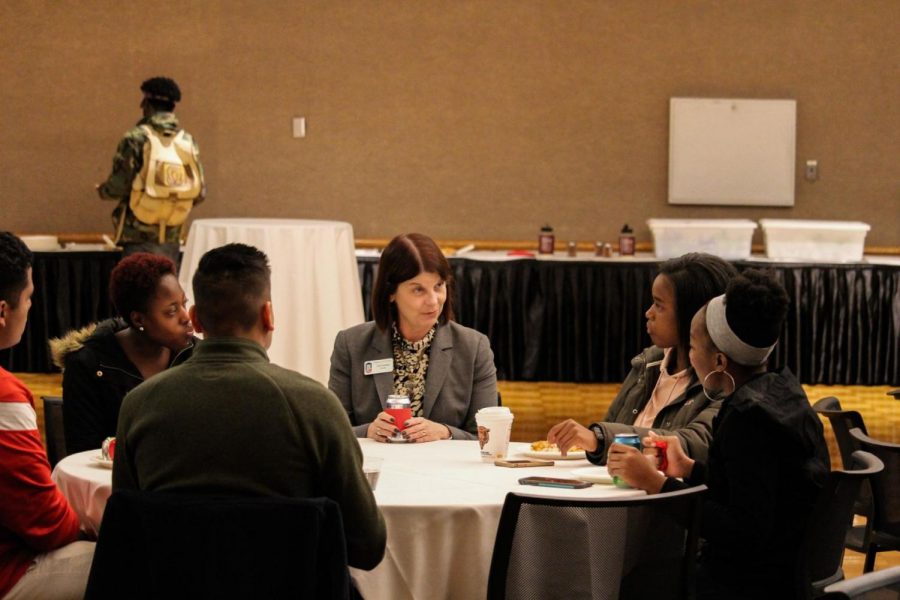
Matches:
[192,244,271,336]
[0,232,33,308]
[141,77,181,112]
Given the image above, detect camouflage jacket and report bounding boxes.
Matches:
[98,112,205,244]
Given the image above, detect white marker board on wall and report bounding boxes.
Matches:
[668,98,796,206]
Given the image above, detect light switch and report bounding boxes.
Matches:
[805,160,818,181]
[292,117,306,138]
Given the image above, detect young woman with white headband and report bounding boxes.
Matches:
[607,269,830,598]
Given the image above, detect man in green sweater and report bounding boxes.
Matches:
[113,243,386,570]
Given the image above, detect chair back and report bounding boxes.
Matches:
[798,450,883,597]
[813,396,842,413]
[850,429,900,540]
[821,565,900,599]
[487,485,706,600]
[41,396,66,468]
[812,397,870,470]
[813,398,873,521]
[85,491,351,600]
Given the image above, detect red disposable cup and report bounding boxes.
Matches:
[386,407,412,431]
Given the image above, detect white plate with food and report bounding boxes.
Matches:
[521,441,586,461]
[570,466,614,485]
[91,455,114,469]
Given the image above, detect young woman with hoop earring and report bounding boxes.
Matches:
[607,270,830,598]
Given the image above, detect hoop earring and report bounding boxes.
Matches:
[702,369,736,401]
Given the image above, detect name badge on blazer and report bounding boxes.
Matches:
[364,358,393,376]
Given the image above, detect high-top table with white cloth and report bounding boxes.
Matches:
[178,218,364,385]
[52,441,642,599]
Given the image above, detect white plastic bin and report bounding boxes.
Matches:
[20,235,60,251]
[647,219,757,259]
[759,219,870,262]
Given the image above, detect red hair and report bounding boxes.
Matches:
[109,253,176,326]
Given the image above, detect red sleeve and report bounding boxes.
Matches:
[0,372,81,551]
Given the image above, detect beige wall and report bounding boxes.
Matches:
[2,1,898,246]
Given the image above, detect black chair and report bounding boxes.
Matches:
[849,428,900,574]
[813,396,842,413]
[85,491,351,600]
[487,485,706,600]
[813,396,873,553]
[821,565,900,599]
[797,450,883,598]
[41,396,66,468]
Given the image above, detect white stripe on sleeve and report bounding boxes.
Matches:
[0,402,38,431]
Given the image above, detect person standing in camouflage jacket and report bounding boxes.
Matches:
[97,77,205,262]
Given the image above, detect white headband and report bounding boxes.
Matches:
[705,294,775,366]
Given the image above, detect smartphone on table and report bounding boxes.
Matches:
[494,459,554,468]
[518,476,592,489]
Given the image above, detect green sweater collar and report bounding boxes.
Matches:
[189,337,270,363]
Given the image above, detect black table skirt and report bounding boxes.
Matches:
[359,257,900,385]
[5,251,898,385]
[1,251,121,373]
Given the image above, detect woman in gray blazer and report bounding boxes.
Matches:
[329,233,498,442]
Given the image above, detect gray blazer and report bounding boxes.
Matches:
[328,321,498,440]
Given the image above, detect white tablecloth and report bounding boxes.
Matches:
[350,439,642,600]
[179,218,364,385]
[52,442,642,599]
[51,451,112,537]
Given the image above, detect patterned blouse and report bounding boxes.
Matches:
[391,323,437,417]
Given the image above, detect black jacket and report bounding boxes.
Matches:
[663,367,830,596]
[52,319,194,454]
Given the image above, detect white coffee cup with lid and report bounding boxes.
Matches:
[475,406,514,462]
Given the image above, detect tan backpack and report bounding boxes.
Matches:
[128,125,202,243]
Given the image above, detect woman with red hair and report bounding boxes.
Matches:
[51,253,195,454]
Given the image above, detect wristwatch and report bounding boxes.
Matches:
[589,424,606,454]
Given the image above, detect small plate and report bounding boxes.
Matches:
[571,466,614,485]
[92,455,114,469]
[521,450,586,461]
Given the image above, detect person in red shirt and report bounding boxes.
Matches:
[0,232,94,600]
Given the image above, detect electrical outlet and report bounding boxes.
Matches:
[805,160,818,181]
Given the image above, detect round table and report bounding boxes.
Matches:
[178,218,364,385]
[52,441,642,599]
[51,450,113,537]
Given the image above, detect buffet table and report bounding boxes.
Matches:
[52,442,641,600]
[178,219,365,385]
[6,249,899,385]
